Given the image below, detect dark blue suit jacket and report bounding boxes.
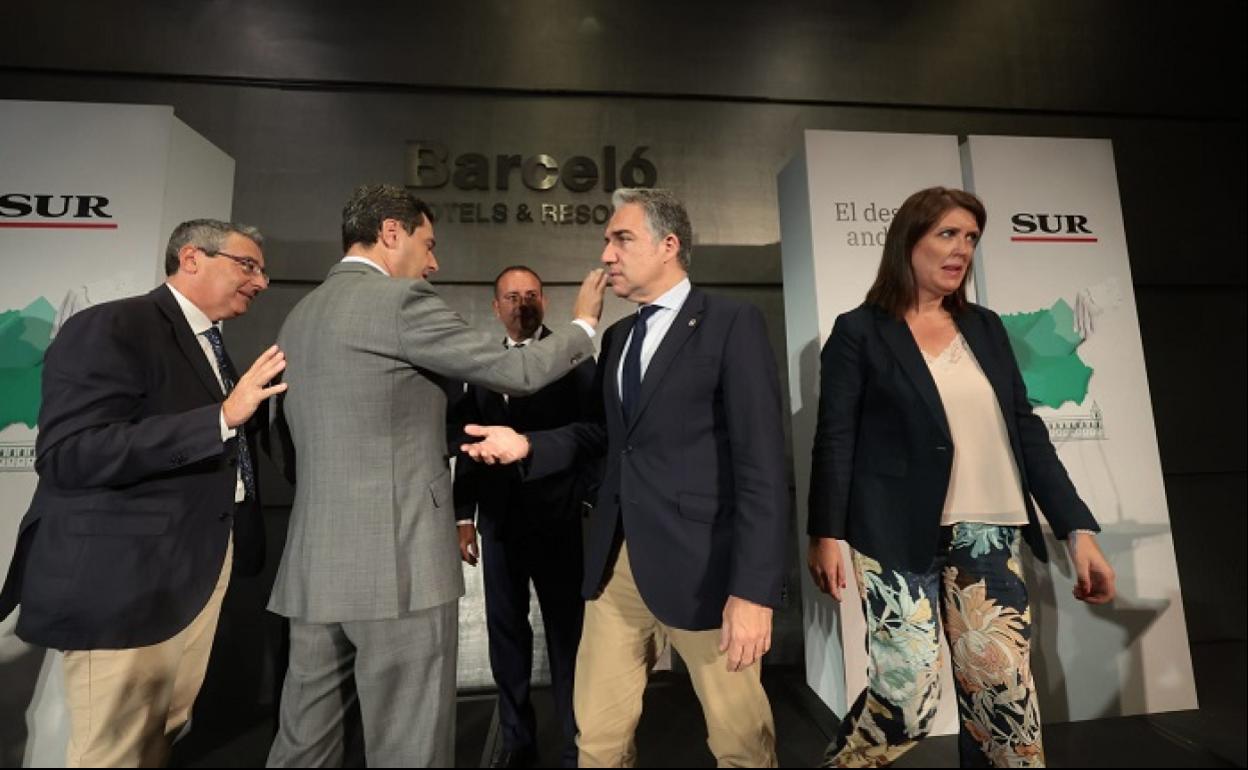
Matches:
[808,302,1099,571]
[0,284,264,650]
[528,286,790,631]
[452,326,599,540]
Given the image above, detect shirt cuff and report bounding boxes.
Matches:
[219,409,237,441]
[456,519,474,527]
[571,318,596,339]
[1065,528,1097,560]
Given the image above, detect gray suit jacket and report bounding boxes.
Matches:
[268,262,594,622]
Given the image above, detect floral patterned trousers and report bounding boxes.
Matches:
[822,524,1044,768]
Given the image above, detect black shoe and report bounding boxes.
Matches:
[490,745,537,768]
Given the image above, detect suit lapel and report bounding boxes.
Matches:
[627,288,706,433]
[151,285,224,402]
[603,317,629,418]
[877,309,951,441]
[955,310,1016,439]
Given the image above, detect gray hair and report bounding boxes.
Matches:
[611,187,692,269]
[165,219,264,276]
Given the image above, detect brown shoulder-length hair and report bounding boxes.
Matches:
[864,187,986,318]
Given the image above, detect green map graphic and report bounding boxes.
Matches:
[0,297,55,429]
[1000,298,1093,409]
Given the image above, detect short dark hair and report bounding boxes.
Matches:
[492,265,544,297]
[864,187,986,318]
[341,184,435,252]
[164,219,263,276]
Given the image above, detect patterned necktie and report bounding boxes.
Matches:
[203,326,255,500]
[621,305,660,422]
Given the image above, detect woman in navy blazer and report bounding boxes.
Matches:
[807,187,1115,768]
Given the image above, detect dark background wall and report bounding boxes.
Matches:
[2,0,1243,738]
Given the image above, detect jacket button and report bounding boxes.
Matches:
[623,445,633,454]
[571,354,582,364]
[936,446,949,452]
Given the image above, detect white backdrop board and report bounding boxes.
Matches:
[778,129,966,735]
[962,134,1197,720]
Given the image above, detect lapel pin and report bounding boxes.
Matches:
[688,318,697,327]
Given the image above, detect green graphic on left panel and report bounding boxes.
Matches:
[0,297,55,429]
[1000,298,1093,409]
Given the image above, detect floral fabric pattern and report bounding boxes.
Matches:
[822,524,1044,768]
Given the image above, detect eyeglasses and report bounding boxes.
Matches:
[199,248,268,279]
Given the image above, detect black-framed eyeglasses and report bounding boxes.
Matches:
[199,247,268,279]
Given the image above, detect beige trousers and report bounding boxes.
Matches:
[573,543,777,768]
[63,537,233,767]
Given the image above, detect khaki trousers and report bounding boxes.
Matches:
[573,544,776,768]
[63,537,233,767]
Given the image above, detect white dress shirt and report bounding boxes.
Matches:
[166,284,245,503]
[616,277,692,395]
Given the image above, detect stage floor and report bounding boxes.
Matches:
[169,640,1244,768]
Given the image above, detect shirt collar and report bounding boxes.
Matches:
[646,276,691,313]
[166,283,216,336]
[341,255,390,276]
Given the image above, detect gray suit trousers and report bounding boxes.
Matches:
[266,601,457,768]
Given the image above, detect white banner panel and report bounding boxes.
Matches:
[963,134,1197,719]
[0,99,234,766]
[779,130,964,734]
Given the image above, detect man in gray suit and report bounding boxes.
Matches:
[267,184,605,767]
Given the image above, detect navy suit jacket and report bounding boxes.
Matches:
[0,284,264,650]
[527,286,790,631]
[452,326,599,540]
[807,302,1099,571]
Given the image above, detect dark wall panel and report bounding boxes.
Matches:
[4,1,1245,118]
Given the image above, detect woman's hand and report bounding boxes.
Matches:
[1071,532,1116,604]
[807,536,848,602]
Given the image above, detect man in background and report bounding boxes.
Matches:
[453,265,597,768]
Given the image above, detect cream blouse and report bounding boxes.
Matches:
[924,334,1029,526]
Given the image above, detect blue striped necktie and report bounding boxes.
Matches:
[203,326,255,500]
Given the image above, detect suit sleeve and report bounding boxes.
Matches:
[721,304,790,609]
[526,329,610,481]
[807,312,865,539]
[450,384,481,523]
[988,309,1099,537]
[396,280,594,397]
[34,309,224,489]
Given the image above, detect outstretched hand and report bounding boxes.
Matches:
[460,424,531,465]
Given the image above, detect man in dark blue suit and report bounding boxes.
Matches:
[463,189,789,767]
[0,219,286,766]
[452,266,597,768]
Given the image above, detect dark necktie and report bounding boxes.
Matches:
[621,305,660,422]
[203,326,255,500]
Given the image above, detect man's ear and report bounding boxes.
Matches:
[178,244,201,274]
